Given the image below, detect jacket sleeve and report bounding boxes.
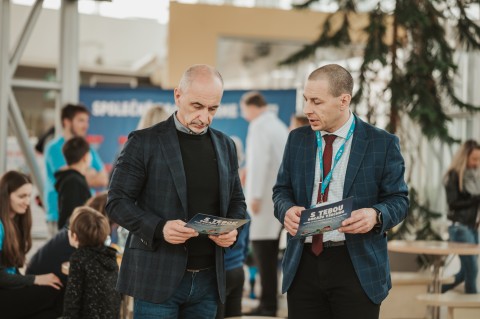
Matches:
[63,255,84,319]
[226,137,247,221]
[0,255,35,289]
[106,132,164,249]
[272,133,297,225]
[372,135,409,233]
[445,171,480,210]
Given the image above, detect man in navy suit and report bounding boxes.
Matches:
[273,64,409,319]
[107,64,246,319]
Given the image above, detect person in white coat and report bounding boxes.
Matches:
[240,91,288,316]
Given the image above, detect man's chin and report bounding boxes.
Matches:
[189,125,207,133]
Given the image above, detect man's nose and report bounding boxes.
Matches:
[199,108,210,123]
[303,102,312,115]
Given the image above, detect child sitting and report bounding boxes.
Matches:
[63,206,121,319]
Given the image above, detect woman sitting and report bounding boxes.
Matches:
[0,170,63,318]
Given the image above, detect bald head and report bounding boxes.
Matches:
[178,64,224,93]
[308,64,353,97]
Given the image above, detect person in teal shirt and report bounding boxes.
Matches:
[43,104,108,234]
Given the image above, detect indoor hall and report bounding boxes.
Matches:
[1,1,480,319]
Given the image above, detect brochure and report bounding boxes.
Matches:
[185,213,250,235]
[293,197,353,239]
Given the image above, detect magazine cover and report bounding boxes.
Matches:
[185,213,250,235]
[293,197,353,239]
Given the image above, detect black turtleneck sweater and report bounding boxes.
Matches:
[177,130,220,269]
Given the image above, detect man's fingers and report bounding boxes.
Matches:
[340,219,368,234]
[173,224,197,234]
[209,235,235,247]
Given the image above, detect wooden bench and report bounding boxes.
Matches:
[416,293,480,319]
[380,272,454,319]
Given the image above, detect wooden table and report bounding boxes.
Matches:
[388,240,480,319]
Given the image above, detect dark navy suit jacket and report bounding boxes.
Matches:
[107,115,246,304]
[273,115,409,304]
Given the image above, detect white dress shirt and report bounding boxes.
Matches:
[305,112,354,243]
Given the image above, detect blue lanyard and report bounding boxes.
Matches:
[316,118,355,199]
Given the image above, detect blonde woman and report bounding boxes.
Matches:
[137,105,169,130]
[442,140,480,294]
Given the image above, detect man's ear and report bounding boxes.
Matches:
[174,87,182,105]
[340,94,352,110]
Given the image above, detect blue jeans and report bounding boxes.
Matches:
[134,268,218,319]
[442,224,479,294]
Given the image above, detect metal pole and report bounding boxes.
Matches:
[57,0,80,136]
[0,0,11,174]
[9,0,44,78]
[8,90,44,199]
[12,78,62,90]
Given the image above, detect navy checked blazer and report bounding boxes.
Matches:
[272,115,409,304]
[106,115,247,304]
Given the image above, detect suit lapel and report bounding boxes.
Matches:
[158,117,188,217]
[343,115,368,197]
[304,129,316,207]
[209,129,228,217]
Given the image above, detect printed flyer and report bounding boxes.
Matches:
[293,197,353,239]
[185,213,250,235]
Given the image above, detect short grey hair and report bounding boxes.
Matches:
[308,64,353,97]
[178,64,224,92]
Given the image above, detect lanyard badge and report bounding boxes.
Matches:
[315,119,355,202]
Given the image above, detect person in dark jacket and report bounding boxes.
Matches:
[0,171,63,319]
[63,206,120,319]
[442,139,480,294]
[216,216,250,319]
[26,192,111,285]
[55,137,92,230]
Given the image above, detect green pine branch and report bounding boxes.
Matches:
[282,0,480,143]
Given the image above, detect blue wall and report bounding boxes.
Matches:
[80,87,297,170]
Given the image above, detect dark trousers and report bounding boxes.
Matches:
[134,268,218,319]
[0,285,63,319]
[287,245,380,319]
[252,239,279,312]
[216,266,245,319]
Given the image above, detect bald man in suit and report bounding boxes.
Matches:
[273,64,409,319]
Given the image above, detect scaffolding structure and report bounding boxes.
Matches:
[0,0,80,198]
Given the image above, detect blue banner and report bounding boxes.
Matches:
[80,87,297,171]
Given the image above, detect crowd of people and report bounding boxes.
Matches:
[0,63,478,319]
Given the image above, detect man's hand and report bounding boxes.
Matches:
[339,208,377,234]
[249,199,261,215]
[284,206,305,236]
[163,220,199,244]
[209,229,238,248]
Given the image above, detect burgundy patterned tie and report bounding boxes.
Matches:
[311,134,337,256]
